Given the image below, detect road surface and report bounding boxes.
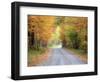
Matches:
[38,48,86,66]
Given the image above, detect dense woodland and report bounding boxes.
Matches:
[28,15,88,54]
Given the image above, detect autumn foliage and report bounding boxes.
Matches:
[28,15,56,50]
[28,15,88,66]
[28,16,88,52]
[60,17,88,52]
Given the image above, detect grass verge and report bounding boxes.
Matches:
[66,48,88,63]
[28,48,50,66]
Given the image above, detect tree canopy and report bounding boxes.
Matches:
[28,16,88,52]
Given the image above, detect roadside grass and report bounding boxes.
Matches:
[28,48,50,66]
[28,48,46,56]
[67,48,86,55]
[66,48,88,63]
[28,48,46,64]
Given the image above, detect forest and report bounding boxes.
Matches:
[28,15,88,66]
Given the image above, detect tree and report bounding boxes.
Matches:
[60,16,88,52]
[28,15,56,50]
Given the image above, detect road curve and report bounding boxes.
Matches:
[38,48,86,66]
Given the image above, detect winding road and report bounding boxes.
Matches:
[38,48,86,66]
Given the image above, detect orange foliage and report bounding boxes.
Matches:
[28,15,56,45]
